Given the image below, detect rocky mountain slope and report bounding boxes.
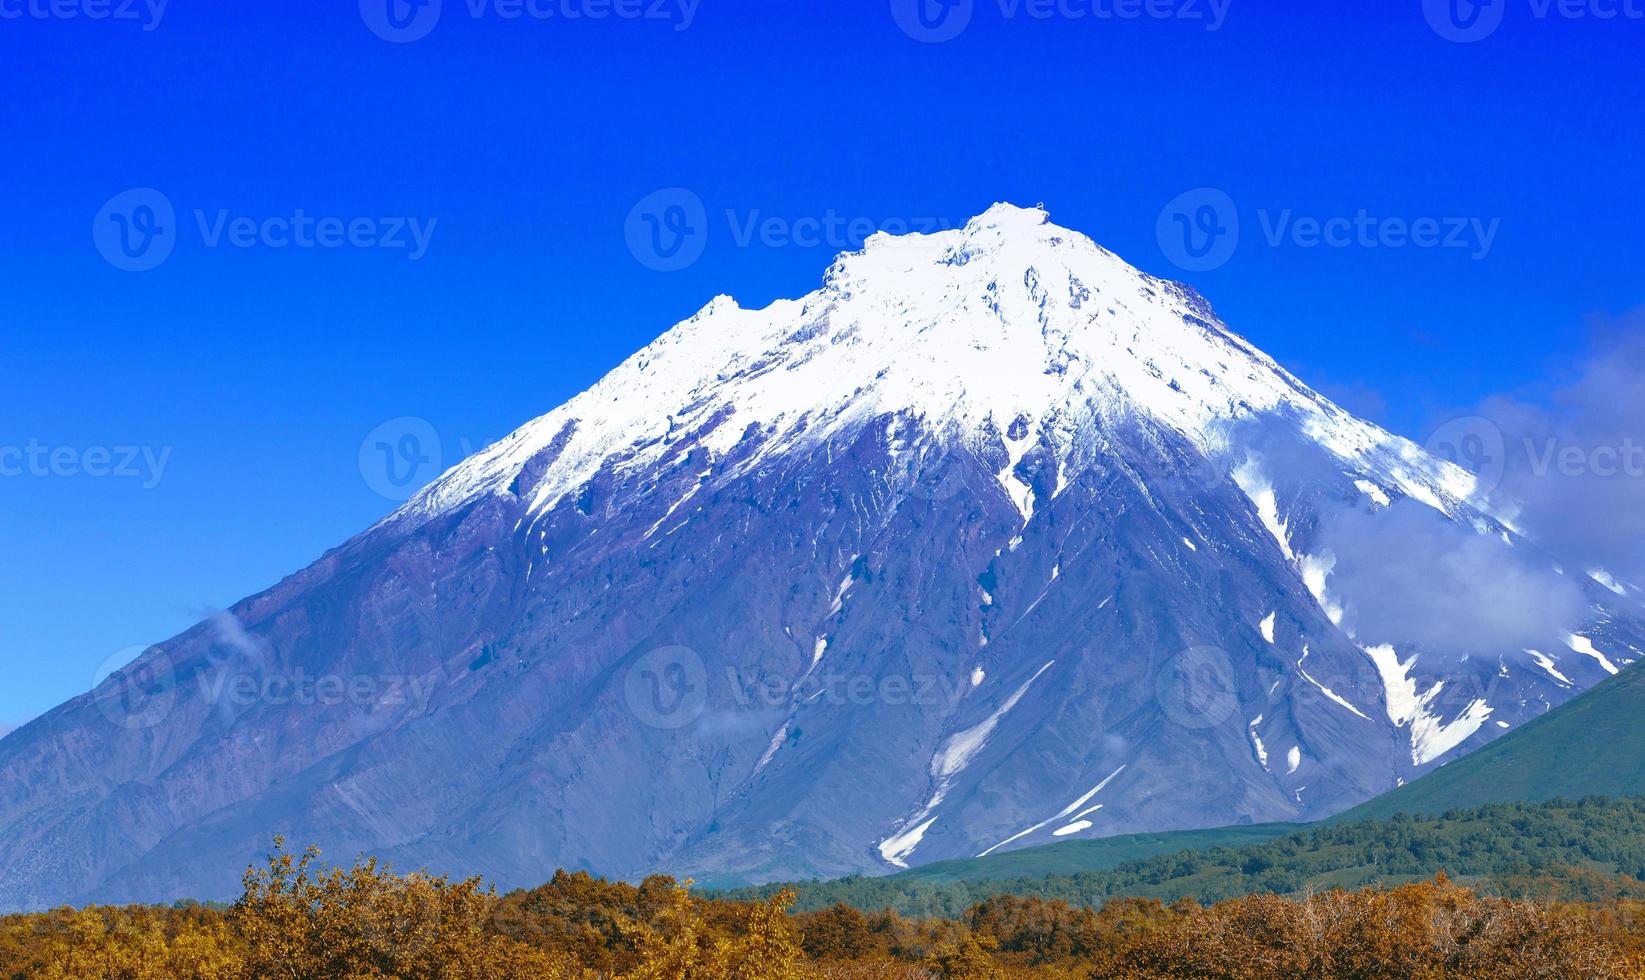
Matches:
[2,204,1638,909]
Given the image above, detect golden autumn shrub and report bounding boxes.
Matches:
[4,847,1645,979]
[228,837,550,979]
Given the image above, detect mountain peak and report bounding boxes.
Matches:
[967,200,1052,230]
[848,202,1059,275]
[406,207,1483,535]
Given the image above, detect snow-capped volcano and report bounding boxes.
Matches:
[1,204,1638,908]
[409,203,1481,532]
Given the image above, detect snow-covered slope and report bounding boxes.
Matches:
[1,204,1638,910]
[407,203,1489,533]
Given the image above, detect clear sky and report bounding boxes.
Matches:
[2,0,1642,730]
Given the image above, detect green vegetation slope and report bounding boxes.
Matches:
[718,796,1645,915]
[1339,662,1645,822]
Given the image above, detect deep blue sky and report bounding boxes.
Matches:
[2,0,1642,729]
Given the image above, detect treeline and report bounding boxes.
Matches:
[720,796,1645,917]
[4,839,1645,977]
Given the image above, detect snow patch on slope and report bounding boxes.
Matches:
[1233,459,1295,561]
[754,723,789,775]
[1411,699,1493,764]
[1249,715,1269,769]
[877,817,939,869]
[1355,479,1392,508]
[1362,643,1491,765]
[933,661,1055,781]
[1297,646,1372,721]
[979,764,1127,857]
[878,660,1056,868]
[1590,569,1629,596]
[1567,634,1620,675]
[1300,553,1344,625]
[1525,648,1572,686]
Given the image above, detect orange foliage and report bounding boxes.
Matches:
[4,846,1645,978]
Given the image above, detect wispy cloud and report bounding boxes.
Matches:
[1475,314,1645,588]
[1318,500,1585,653]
